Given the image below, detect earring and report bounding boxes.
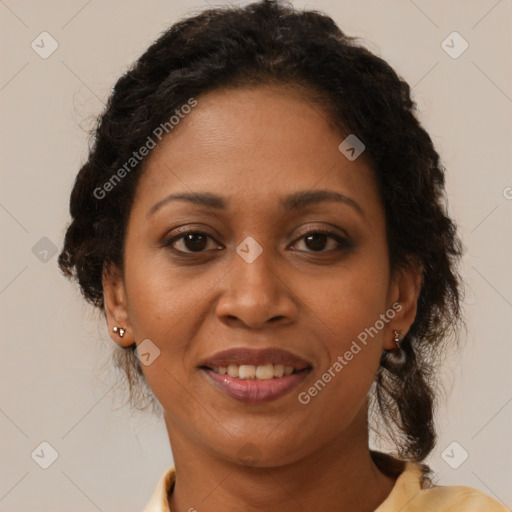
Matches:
[113,326,126,338]
[387,329,406,364]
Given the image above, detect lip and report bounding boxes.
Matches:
[198,347,312,404]
[202,367,311,404]
[199,347,312,370]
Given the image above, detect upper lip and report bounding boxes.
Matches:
[199,347,312,370]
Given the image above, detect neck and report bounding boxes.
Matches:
[165,410,399,512]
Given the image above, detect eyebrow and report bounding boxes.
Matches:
[146,189,364,218]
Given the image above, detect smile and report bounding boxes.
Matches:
[199,346,312,403]
[209,363,297,379]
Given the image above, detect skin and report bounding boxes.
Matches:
[102,84,422,512]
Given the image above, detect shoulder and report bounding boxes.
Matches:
[376,461,508,512]
[414,483,509,511]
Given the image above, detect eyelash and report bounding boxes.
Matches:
[163,228,350,255]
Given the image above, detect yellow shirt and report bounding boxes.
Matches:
[142,462,508,511]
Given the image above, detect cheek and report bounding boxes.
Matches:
[123,243,200,338]
[313,245,391,340]
[299,276,389,422]
[122,253,198,389]
[306,245,390,395]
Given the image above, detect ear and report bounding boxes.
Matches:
[102,263,133,347]
[383,257,423,350]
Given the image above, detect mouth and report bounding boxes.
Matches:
[199,347,312,404]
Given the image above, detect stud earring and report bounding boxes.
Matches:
[113,326,126,338]
[387,329,406,364]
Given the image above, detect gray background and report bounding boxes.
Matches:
[1,0,511,510]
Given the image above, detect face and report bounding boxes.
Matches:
[103,84,420,467]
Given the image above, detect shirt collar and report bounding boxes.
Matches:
[142,466,175,512]
[142,461,426,512]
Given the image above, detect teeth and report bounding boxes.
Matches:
[239,365,256,379]
[255,364,273,379]
[213,364,296,379]
[284,365,294,376]
[273,364,284,378]
[227,365,238,377]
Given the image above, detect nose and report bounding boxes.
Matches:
[215,242,297,329]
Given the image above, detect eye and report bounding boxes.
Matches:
[291,229,349,253]
[164,231,222,253]
[163,228,350,255]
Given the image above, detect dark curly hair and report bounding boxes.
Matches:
[58,0,462,479]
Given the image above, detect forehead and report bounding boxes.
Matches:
[132,84,380,218]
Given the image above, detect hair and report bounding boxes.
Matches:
[58,0,462,479]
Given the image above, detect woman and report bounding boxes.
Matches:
[58,1,507,510]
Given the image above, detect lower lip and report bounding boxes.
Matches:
[202,368,310,404]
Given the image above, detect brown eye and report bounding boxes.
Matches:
[292,230,349,253]
[165,232,219,253]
